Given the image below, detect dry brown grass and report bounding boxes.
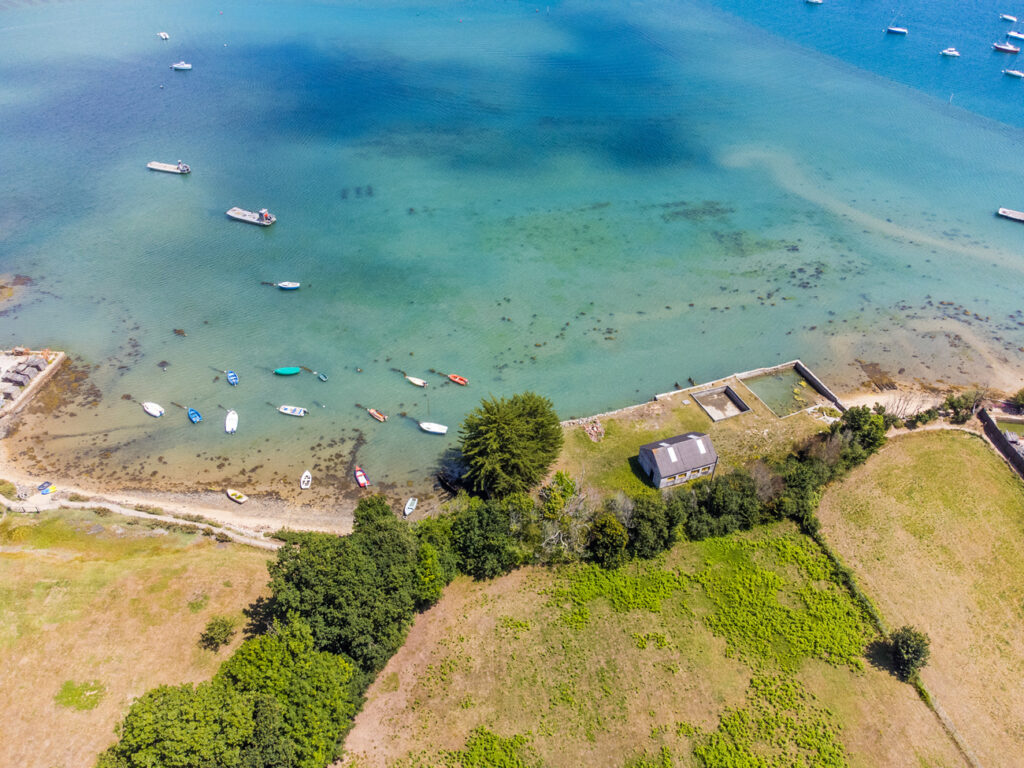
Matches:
[818,430,1024,768]
[0,508,271,768]
[342,524,964,768]
[555,377,829,499]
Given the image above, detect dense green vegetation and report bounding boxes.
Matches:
[459,391,563,497]
[200,615,238,652]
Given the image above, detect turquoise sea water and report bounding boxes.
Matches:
[3,0,1024,493]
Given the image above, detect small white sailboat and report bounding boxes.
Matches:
[404,497,418,517]
[226,488,248,504]
[225,409,238,433]
[405,374,428,387]
[170,61,192,70]
[300,470,312,490]
[278,405,308,417]
[142,401,165,417]
[419,421,449,435]
[275,281,300,290]
[158,32,170,40]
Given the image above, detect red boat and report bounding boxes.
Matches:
[354,466,370,488]
[448,373,468,386]
[367,408,387,422]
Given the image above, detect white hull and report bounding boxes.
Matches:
[404,497,418,516]
[225,409,238,433]
[300,470,312,490]
[142,401,164,417]
[226,207,276,226]
[226,488,248,504]
[419,421,449,435]
[279,405,308,417]
[147,161,190,174]
[171,61,192,70]
[405,375,427,387]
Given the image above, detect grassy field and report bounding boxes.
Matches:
[817,430,1024,768]
[0,508,271,768]
[342,522,964,768]
[555,378,829,499]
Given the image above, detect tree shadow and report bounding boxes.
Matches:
[434,446,468,499]
[865,638,897,677]
[243,595,275,639]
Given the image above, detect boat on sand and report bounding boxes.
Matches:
[354,466,370,488]
[404,497,418,516]
[226,488,248,504]
[300,470,312,490]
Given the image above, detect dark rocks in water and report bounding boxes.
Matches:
[121,393,132,400]
[157,361,170,370]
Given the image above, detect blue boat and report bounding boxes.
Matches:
[188,408,202,424]
[226,370,239,386]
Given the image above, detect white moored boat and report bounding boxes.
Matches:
[1004,68,1024,77]
[225,409,238,433]
[419,421,449,435]
[226,207,276,226]
[404,497,418,516]
[300,470,312,490]
[158,32,170,40]
[940,47,960,57]
[142,401,164,418]
[1009,30,1024,40]
[1002,13,1019,22]
[147,160,190,174]
[994,41,1021,52]
[278,405,308,417]
[171,61,192,70]
[226,488,248,504]
[405,374,427,387]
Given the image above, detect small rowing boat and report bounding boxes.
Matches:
[276,282,300,290]
[226,207,276,226]
[354,466,370,488]
[404,497,418,516]
[226,370,239,386]
[317,372,328,382]
[226,488,248,504]
[300,470,312,490]
[188,407,202,424]
[367,408,387,422]
[225,409,238,434]
[142,401,164,418]
[274,367,302,376]
[419,421,449,435]
[997,207,1024,222]
[279,405,308,417]
[147,160,191,174]
[448,373,468,386]
[171,61,192,70]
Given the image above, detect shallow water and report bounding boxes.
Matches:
[3,0,1024,494]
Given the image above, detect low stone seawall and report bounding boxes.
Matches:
[792,360,847,413]
[0,349,66,424]
[978,408,1024,479]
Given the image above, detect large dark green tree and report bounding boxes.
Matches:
[588,509,628,569]
[459,391,563,497]
[265,495,422,673]
[890,625,931,681]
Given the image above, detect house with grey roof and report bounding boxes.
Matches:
[638,432,718,489]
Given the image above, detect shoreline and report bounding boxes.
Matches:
[3,354,1018,534]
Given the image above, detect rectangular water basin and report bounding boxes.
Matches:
[741,366,827,418]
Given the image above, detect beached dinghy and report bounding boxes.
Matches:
[354,466,369,488]
[226,488,248,504]
[147,160,191,174]
[226,207,275,226]
[274,367,301,376]
[278,405,308,417]
[404,497,418,517]
[142,401,164,417]
[300,470,312,490]
[188,407,202,424]
[419,421,449,435]
[225,409,238,434]
[226,370,239,386]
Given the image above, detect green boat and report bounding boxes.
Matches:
[274,367,302,376]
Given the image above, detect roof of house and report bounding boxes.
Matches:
[639,432,717,477]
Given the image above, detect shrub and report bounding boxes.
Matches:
[459,391,563,497]
[890,625,931,681]
[199,615,237,652]
[450,497,518,579]
[943,390,984,424]
[1010,387,1024,409]
[588,510,628,569]
[627,495,671,559]
[0,479,16,501]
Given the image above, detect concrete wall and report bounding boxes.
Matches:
[978,408,1024,479]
